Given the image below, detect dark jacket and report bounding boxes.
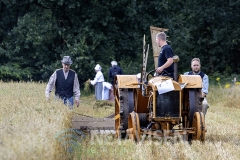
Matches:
[108,65,123,84]
[55,69,75,98]
[188,71,205,79]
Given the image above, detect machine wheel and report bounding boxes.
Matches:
[192,112,205,141]
[189,89,202,127]
[115,88,134,139]
[127,111,140,142]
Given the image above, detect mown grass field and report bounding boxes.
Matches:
[0,81,240,160]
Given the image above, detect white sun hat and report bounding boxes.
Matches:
[94,64,102,71]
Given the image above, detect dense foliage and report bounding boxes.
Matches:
[0,0,240,85]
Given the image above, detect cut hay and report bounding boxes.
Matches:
[83,79,92,95]
[93,100,114,108]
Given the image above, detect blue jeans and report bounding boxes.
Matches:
[56,96,74,109]
[63,97,74,106]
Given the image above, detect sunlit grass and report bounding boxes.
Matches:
[0,81,114,159]
[208,84,240,109]
[0,81,73,159]
[0,81,240,160]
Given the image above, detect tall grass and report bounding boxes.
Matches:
[0,81,240,160]
[0,81,73,159]
[209,79,240,109]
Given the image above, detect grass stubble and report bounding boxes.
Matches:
[0,81,239,160]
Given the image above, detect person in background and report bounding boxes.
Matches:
[102,82,112,100]
[108,60,123,85]
[155,32,174,78]
[45,56,80,109]
[184,58,209,116]
[90,64,104,100]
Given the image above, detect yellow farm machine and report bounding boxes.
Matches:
[113,26,206,141]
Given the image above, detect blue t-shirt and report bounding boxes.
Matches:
[158,44,174,74]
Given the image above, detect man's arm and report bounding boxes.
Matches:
[45,71,57,99]
[90,72,101,85]
[202,74,209,97]
[156,58,173,73]
[73,73,81,106]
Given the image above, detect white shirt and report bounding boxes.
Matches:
[102,82,112,100]
[103,82,112,90]
[90,71,104,85]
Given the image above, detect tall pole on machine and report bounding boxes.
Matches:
[141,34,149,95]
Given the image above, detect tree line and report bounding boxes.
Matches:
[0,0,239,85]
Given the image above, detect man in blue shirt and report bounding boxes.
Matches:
[155,32,174,78]
[184,58,209,116]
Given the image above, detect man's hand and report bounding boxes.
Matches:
[75,100,80,107]
[202,92,207,97]
[156,66,164,73]
[46,97,50,101]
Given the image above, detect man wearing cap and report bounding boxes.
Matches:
[108,60,123,85]
[45,56,80,108]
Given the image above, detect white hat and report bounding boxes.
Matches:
[111,61,117,66]
[94,64,102,71]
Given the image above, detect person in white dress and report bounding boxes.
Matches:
[90,64,104,100]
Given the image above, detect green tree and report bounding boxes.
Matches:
[0,0,240,84]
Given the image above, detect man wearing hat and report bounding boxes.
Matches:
[45,56,80,108]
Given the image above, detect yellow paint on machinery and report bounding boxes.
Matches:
[178,75,202,88]
[114,75,139,88]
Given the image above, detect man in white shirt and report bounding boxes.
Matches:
[45,56,80,109]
